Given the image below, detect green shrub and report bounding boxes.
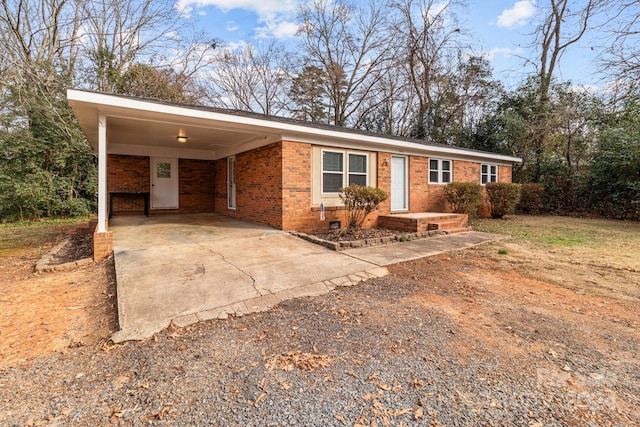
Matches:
[443,182,483,216]
[339,185,388,232]
[518,183,545,214]
[486,183,522,218]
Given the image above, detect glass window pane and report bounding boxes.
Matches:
[481,164,488,174]
[349,154,367,173]
[490,175,497,183]
[157,162,171,178]
[349,174,367,186]
[482,175,488,184]
[430,171,439,183]
[442,160,451,171]
[323,151,343,172]
[442,171,451,183]
[323,173,343,193]
[430,159,439,170]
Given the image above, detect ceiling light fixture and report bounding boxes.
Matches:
[177,135,188,144]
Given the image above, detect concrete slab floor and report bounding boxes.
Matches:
[109,214,384,342]
[109,214,504,342]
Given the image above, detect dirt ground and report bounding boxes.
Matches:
[0,222,118,368]
[0,216,638,425]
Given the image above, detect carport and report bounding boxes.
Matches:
[110,214,387,342]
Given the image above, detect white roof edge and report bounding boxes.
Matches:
[67,89,522,163]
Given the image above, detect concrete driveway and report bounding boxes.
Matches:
[109,214,387,342]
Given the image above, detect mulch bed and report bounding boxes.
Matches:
[312,227,403,242]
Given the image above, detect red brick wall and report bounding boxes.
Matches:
[281,141,314,231]
[214,142,283,229]
[499,165,512,183]
[107,155,150,215]
[176,159,216,213]
[213,158,227,212]
[107,155,215,216]
[381,157,513,218]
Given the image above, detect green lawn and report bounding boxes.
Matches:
[0,217,94,257]
[470,214,640,270]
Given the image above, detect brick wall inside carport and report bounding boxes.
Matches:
[107,154,149,215]
[214,142,283,229]
[107,155,215,215]
[176,159,216,213]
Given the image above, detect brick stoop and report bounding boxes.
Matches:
[378,213,471,234]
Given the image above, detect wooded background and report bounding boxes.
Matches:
[1,0,638,221]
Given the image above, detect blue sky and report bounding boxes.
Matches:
[174,0,604,89]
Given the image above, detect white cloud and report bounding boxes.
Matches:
[255,19,299,39]
[496,0,536,29]
[165,31,182,42]
[484,47,523,60]
[174,0,298,38]
[174,0,296,17]
[226,20,239,32]
[570,84,602,95]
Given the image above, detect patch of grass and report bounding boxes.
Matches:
[497,249,509,255]
[0,216,94,229]
[542,234,586,246]
[0,216,94,255]
[470,214,640,270]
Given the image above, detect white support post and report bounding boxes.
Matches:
[97,113,108,232]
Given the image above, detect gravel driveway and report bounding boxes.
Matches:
[1,248,638,426]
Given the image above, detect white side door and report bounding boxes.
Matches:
[151,157,179,209]
[227,157,236,209]
[391,155,408,211]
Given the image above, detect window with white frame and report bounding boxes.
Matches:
[481,164,498,184]
[322,150,368,193]
[348,153,367,186]
[429,159,452,184]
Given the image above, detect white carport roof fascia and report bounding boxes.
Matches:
[67,89,522,165]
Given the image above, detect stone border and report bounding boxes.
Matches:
[35,237,94,273]
[289,229,447,251]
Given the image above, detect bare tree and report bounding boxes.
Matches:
[297,0,391,126]
[528,0,606,180]
[78,0,179,92]
[389,0,468,141]
[205,40,291,116]
[353,70,415,136]
[599,1,640,94]
[0,0,84,135]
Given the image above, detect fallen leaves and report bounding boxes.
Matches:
[264,351,332,372]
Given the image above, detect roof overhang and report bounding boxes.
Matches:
[67,89,522,164]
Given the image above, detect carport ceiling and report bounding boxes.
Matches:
[105,115,265,151]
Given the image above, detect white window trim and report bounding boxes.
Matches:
[321,149,370,195]
[428,158,453,184]
[481,164,499,185]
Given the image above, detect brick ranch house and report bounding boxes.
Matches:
[67,89,521,261]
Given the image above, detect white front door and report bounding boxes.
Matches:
[227,157,236,209]
[391,155,408,211]
[151,157,178,209]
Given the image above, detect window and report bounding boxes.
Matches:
[322,151,343,193]
[481,164,498,184]
[156,162,171,178]
[348,153,367,186]
[321,150,369,193]
[429,159,452,184]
